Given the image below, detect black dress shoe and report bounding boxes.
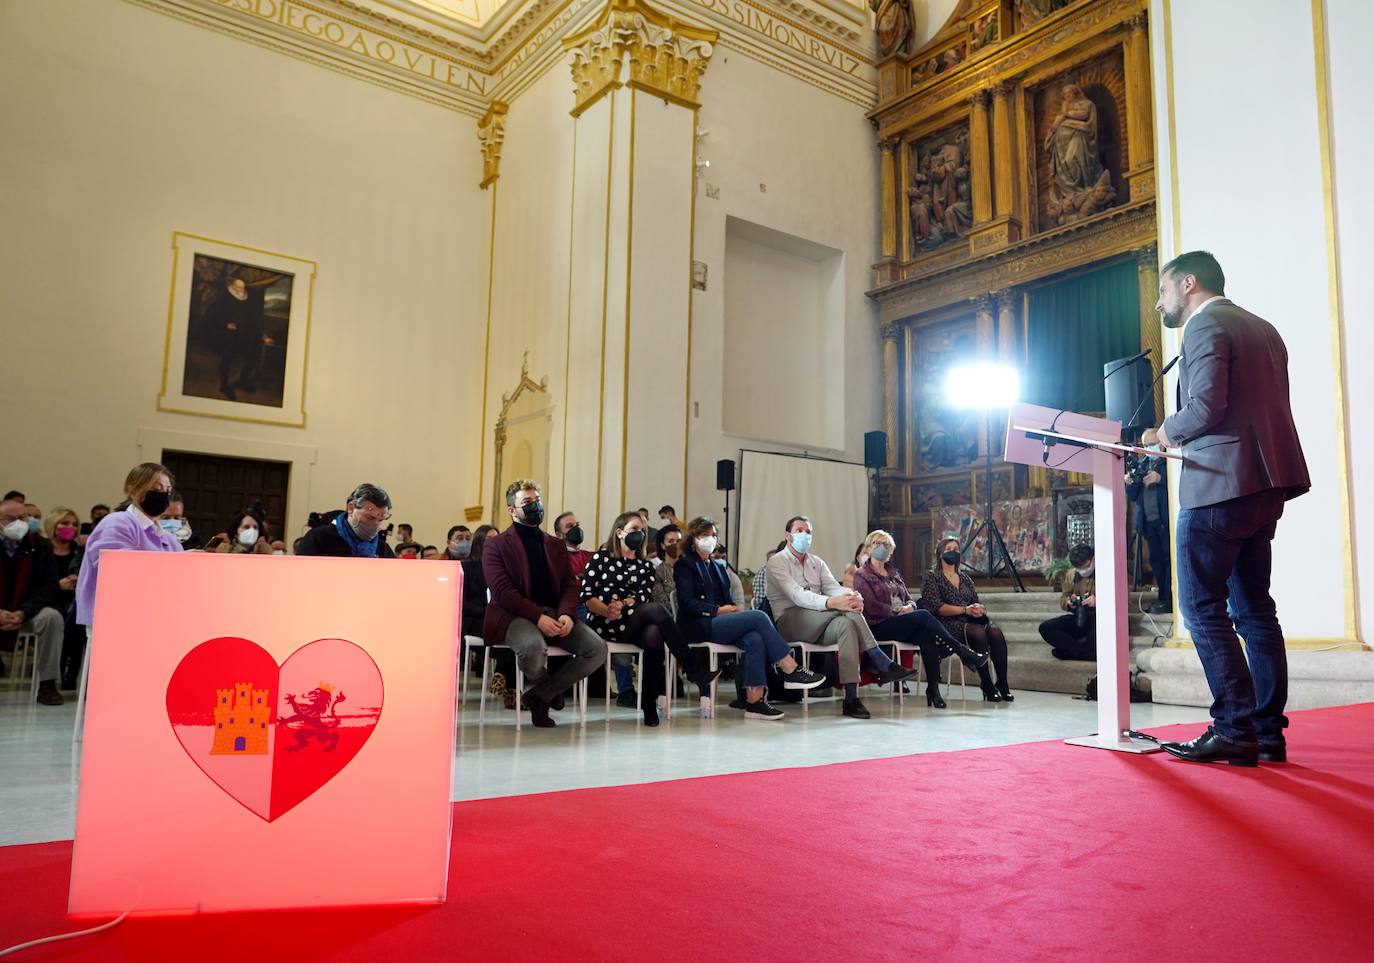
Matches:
[615,689,638,709]
[1259,742,1287,763]
[925,686,946,710]
[996,687,1015,703]
[878,664,919,686]
[549,691,567,711]
[841,698,871,719]
[523,691,557,728]
[1160,727,1258,767]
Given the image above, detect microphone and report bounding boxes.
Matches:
[1122,354,1180,434]
[1103,347,1152,379]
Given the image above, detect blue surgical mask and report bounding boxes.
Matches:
[791,531,812,554]
[869,544,891,562]
[159,518,182,534]
[27,517,40,534]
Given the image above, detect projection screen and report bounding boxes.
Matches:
[734,450,870,576]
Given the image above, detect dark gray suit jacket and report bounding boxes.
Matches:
[1161,299,1310,510]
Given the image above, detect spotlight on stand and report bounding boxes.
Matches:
[943,362,1025,592]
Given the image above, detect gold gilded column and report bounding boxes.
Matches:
[996,288,1019,361]
[881,320,901,468]
[1122,13,1155,199]
[879,137,899,260]
[990,82,1019,220]
[975,294,996,457]
[968,89,992,225]
[1136,244,1163,422]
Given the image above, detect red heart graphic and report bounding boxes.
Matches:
[165,637,383,821]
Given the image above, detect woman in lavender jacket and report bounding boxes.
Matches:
[852,530,989,709]
[75,462,182,631]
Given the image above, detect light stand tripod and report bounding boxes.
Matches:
[960,412,1025,592]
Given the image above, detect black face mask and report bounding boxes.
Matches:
[517,500,545,527]
[624,530,646,553]
[942,550,961,566]
[565,525,584,546]
[140,490,172,517]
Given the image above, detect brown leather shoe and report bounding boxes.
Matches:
[37,681,65,706]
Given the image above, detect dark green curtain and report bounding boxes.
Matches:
[1024,259,1141,412]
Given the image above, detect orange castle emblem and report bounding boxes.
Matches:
[211,680,272,755]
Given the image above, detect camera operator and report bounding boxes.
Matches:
[1125,445,1172,614]
[1038,544,1096,661]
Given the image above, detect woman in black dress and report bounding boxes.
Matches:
[580,511,720,726]
[920,536,1014,702]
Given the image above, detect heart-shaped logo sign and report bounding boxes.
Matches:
[165,637,383,821]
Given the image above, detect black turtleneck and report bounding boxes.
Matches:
[514,522,557,608]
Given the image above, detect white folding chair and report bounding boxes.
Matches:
[478,642,587,730]
[3,631,42,703]
[791,640,839,714]
[602,640,645,723]
[459,635,485,707]
[886,640,966,703]
[671,641,743,719]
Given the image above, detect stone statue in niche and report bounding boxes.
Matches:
[908,128,972,252]
[871,0,913,58]
[1043,83,1116,225]
[1016,0,1071,27]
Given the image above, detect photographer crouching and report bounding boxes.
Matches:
[1038,544,1096,661]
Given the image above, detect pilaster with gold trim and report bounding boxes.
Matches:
[1136,243,1162,422]
[974,293,997,457]
[969,80,1023,252]
[968,89,993,228]
[874,136,901,286]
[996,287,1019,361]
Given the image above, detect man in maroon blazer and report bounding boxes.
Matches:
[482,479,606,727]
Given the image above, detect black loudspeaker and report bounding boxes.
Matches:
[716,459,736,492]
[864,431,888,469]
[1104,354,1155,429]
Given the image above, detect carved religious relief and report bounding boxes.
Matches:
[968,8,999,52]
[1015,0,1072,29]
[908,124,972,254]
[911,40,969,86]
[1033,52,1126,230]
[914,321,981,472]
[871,0,914,59]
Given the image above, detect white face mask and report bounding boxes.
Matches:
[238,528,259,547]
[697,535,718,555]
[273,549,286,555]
[2,519,29,542]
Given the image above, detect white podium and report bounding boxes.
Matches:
[1005,403,1180,753]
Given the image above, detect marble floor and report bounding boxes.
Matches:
[0,680,1212,848]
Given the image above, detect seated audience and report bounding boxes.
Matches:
[921,537,1013,702]
[766,516,914,719]
[295,484,397,558]
[395,543,422,559]
[852,529,989,709]
[75,464,184,701]
[459,523,517,707]
[45,506,86,691]
[208,507,273,554]
[710,542,746,607]
[841,542,867,589]
[651,525,682,617]
[580,512,721,726]
[396,523,414,545]
[77,503,112,548]
[270,540,287,555]
[160,493,200,550]
[1039,544,1097,661]
[421,545,439,559]
[657,505,686,533]
[553,511,593,579]
[1,495,63,704]
[24,503,43,535]
[751,541,786,610]
[676,516,824,720]
[482,479,606,728]
[445,525,473,561]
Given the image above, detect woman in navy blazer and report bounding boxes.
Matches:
[675,516,823,720]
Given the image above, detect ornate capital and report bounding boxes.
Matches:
[880,320,901,343]
[477,100,509,190]
[878,136,900,155]
[996,287,1019,311]
[968,88,990,110]
[973,292,996,316]
[1125,12,1148,34]
[564,0,717,117]
[989,80,1011,101]
[1135,241,1159,271]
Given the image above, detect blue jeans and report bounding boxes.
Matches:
[707,610,791,688]
[1176,488,1288,745]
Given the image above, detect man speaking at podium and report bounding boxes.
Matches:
[1141,251,1310,768]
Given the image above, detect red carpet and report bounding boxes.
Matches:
[4,704,1372,961]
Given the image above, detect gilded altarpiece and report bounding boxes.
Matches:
[867,0,1158,580]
